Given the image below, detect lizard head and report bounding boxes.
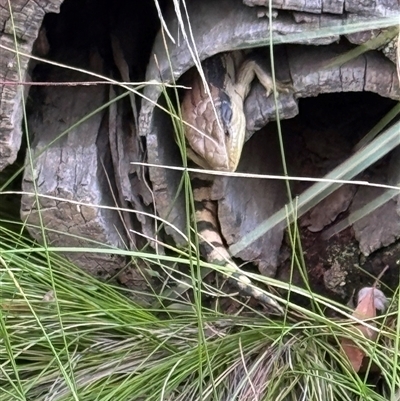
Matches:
[181,78,246,172]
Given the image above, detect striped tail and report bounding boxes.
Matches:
[191,174,283,314]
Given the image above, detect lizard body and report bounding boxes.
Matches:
[181,51,288,314]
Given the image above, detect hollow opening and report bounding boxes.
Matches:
[277,91,399,300]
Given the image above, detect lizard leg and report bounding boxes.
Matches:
[236,59,291,99]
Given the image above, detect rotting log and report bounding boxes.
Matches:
[0,0,399,303]
[1,1,161,303]
[140,0,399,284]
[20,53,129,279]
[0,0,63,171]
[243,0,399,17]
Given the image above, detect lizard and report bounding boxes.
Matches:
[180,51,290,314]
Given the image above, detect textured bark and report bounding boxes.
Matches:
[141,0,399,277]
[1,0,399,300]
[0,0,63,172]
[351,147,400,257]
[244,44,400,133]
[1,1,160,300]
[21,53,128,279]
[243,0,398,16]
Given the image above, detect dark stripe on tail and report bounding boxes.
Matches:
[196,220,218,233]
[199,241,226,259]
[191,173,283,314]
[191,177,213,189]
[194,201,215,213]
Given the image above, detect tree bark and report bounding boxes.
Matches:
[0,0,63,171]
[0,0,399,303]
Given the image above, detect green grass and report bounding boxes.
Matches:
[1,228,399,400]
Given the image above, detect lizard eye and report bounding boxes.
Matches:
[221,100,232,126]
[220,92,232,128]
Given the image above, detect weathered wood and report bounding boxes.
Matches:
[346,27,399,64]
[352,186,400,256]
[245,44,400,134]
[21,53,129,278]
[352,148,400,256]
[8,1,160,298]
[2,0,399,298]
[380,34,398,64]
[243,0,398,16]
[140,0,343,248]
[243,2,399,65]
[287,44,399,100]
[0,0,63,172]
[139,0,400,278]
[302,185,358,232]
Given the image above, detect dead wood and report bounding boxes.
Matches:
[1,1,161,302]
[0,0,399,303]
[141,0,399,282]
[243,0,398,17]
[21,50,129,279]
[0,0,63,172]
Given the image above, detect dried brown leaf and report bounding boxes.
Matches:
[340,284,388,372]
